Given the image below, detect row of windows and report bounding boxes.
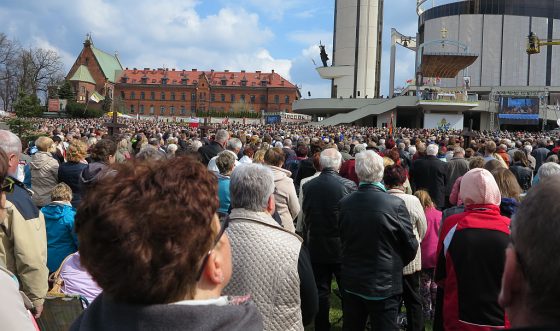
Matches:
[121,91,289,104]
[128,105,261,115]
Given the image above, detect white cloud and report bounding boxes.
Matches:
[31,37,75,72]
[288,30,332,46]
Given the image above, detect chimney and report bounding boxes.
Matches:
[192,69,197,71]
[224,70,229,73]
[172,68,175,71]
[256,70,261,74]
[241,70,246,73]
[271,69,275,74]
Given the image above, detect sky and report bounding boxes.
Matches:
[0,0,423,98]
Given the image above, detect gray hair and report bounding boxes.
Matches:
[453,147,465,156]
[538,162,560,182]
[136,146,166,161]
[216,150,236,175]
[274,141,283,148]
[0,130,22,156]
[188,140,202,152]
[215,129,229,144]
[283,138,292,147]
[408,146,417,155]
[426,144,439,156]
[167,143,178,154]
[524,144,533,154]
[354,144,366,155]
[227,138,242,152]
[320,148,342,170]
[355,150,384,182]
[230,164,274,211]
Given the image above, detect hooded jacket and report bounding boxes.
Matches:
[79,162,114,191]
[29,151,59,207]
[268,165,300,233]
[41,202,78,273]
[69,293,263,331]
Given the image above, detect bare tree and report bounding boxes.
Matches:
[0,33,20,111]
[17,47,64,100]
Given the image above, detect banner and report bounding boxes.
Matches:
[188,117,200,128]
[424,113,464,131]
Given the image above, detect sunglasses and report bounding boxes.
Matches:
[1,177,15,194]
[195,215,230,281]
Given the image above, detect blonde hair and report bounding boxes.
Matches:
[383,156,394,168]
[253,149,266,164]
[51,183,73,202]
[67,140,87,162]
[35,136,54,152]
[414,190,435,210]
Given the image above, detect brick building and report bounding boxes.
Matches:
[115,68,300,119]
[66,37,300,118]
[66,35,123,105]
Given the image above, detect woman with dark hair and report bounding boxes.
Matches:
[509,150,532,192]
[383,164,427,331]
[69,157,262,331]
[79,139,117,190]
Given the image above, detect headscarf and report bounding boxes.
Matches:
[459,168,501,206]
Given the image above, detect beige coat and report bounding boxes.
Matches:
[0,201,48,306]
[268,165,300,233]
[387,189,427,275]
[30,151,59,207]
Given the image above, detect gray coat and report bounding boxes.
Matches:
[29,152,59,207]
[445,157,470,197]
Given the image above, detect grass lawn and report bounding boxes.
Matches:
[305,281,434,331]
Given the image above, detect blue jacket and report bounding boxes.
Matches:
[217,174,231,214]
[41,203,78,273]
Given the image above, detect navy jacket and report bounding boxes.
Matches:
[58,162,88,207]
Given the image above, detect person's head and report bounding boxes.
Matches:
[117,138,128,150]
[296,144,309,158]
[537,162,560,183]
[383,164,407,189]
[188,140,202,152]
[50,182,72,202]
[499,176,560,327]
[264,147,285,167]
[90,139,117,164]
[545,154,559,164]
[311,152,322,172]
[492,168,522,202]
[513,150,529,167]
[226,138,242,154]
[230,163,275,214]
[167,144,178,156]
[353,144,366,156]
[485,140,497,155]
[453,147,465,158]
[465,148,475,158]
[320,148,342,171]
[484,159,505,173]
[67,140,88,163]
[414,190,435,210]
[215,129,230,146]
[426,144,438,156]
[35,136,54,153]
[216,151,236,176]
[469,156,485,170]
[253,149,266,164]
[460,168,501,206]
[0,130,22,175]
[242,145,255,158]
[75,157,228,304]
[355,150,384,183]
[136,146,166,161]
[283,138,292,148]
[0,148,9,221]
[523,144,533,155]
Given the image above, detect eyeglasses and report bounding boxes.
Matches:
[195,215,230,281]
[1,177,15,194]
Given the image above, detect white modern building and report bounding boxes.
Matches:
[317,0,384,99]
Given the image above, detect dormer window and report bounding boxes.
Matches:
[181,78,188,85]
[141,77,148,84]
[261,81,267,87]
[221,79,227,86]
[162,77,168,85]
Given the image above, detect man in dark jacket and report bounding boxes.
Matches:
[339,150,418,330]
[302,148,357,330]
[411,144,447,210]
[445,147,469,207]
[199,129,229,165]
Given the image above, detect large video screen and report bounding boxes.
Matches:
[265,115,281,124]
[498,97,539,125]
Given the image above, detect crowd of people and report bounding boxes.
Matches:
[1,116,560,330]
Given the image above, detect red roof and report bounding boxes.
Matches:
[118,68,296,89]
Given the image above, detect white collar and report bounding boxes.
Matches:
[171,296,228,306]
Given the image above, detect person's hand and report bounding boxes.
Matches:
[33,304,43,319]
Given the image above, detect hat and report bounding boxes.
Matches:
[460,168,501,206]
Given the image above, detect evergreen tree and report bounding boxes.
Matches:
[58,80,75,101]
[14,92,43,117]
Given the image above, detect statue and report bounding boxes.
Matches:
[319,42,329,67]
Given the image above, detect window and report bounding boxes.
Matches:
[161,92,166,100]
[120,91,125,99]
[141,77,148,84]
[285,96,290,104]
[261,81,267,87]
[241,81,247,87]
[140,92,145,100]
[230,94,235,102]
[130,91,136,100]
[80,86,85,94]
[220,94,225,102]
[191,105,196,112]
[274,95,280,104]
[150,105,154,114]
[130,104,135,114]
[181,78,188,85]
[221,79,227,86]
[181,92,186,101]
[181,106,186,115]
[250,95,255,103]
[160,106,165,115]
[211,93,215,102]
[170,106,175,115]
[140,105,145,114]
[171,92,176,101]
[191,93,196,101]
[150,91,155,100]
[260,95,266,103]
[240,95,245,102]
[162,78,168,85]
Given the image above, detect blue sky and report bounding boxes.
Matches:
[0,0,421,98]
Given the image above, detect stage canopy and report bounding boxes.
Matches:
[421,52,478,78]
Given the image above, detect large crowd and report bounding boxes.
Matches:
[1,117,560,331]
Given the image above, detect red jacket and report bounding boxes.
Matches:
[435,205,510,331]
